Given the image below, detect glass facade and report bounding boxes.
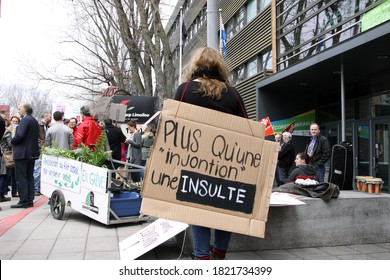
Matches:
[276,0,383,70]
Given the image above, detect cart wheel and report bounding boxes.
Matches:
[50,190,65,220]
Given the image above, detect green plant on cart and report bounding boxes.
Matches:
[41,131,112,168]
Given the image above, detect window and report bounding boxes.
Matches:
[237,65,245,82]
[237,7,245,31]
[259,0,271,11]
[262,49,272,70]
[247,56,258,77]
[226,19,234,40]
[247,0,257,23]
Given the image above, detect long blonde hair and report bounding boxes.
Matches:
[183,47,229,100]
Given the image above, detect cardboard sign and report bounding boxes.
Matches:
[119,218,188,260]
[141,100,279,238]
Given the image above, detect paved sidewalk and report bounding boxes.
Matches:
[1,195,390,260]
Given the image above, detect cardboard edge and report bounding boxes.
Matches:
[140,197,266,238]
[163,99,265,138]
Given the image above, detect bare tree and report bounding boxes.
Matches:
[113,0,175,108]
[30,0,174,109]
[0,84,52,118]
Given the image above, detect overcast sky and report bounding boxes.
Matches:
[0,0,176,87]
[0,0,70,87]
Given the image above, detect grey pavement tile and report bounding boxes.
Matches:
[376,243,390,250]
[88,226,118,237]
[66,211,92,223]
[86,236,119,252]
[11,254,48,260]
[58,221,90,238]
[84,250,120,260]
[15,238,56,255]
[337,254,376,260]
[0,228,34,241]
[51,237,87,254]
[366,252,390,260]
[0,241,24,254]
[346,244,388,254]
[254,249,304,260]
[287,247,335,259]
[48,252,85,260]
[318,245,360,256]
[228,251,264,260]
[28,222,65,240]
[0,254,12,260]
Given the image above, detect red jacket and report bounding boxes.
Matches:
[73,116,102,151]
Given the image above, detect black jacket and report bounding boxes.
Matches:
[11,114,40,160]
[286,164,318,183]
[304,135,331,167]
[278,142,295,169]
[104,124,126,161]
[173,81,247,118]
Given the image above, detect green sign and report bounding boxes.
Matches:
[361,1,390,32]
[271,109,315,136]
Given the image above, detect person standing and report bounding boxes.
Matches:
[74,106,102,151]
[274,133,282,186]
[141,124,155,166]
[0,115,8,203]
[173,47,247,260]
[125,120,142,182]
[304,122,331,183]
[45,111,74,150]
[103,119,126,169]
[278,132,295,184]
[34,113,51,196]
[1,116,20,198]
[10,103,40,208]
[67,117,78,140]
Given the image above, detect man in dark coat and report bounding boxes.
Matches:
[11,103,40,208]
[304,122,331,183]
[103,119,126,169]
[278,132,295,184]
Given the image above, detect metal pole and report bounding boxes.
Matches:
[207,0,218,49]
[179,7,183,83]
[341,63,346,142]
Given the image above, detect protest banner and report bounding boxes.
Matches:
[141,100,279,238]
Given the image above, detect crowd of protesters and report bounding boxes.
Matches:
[0,103,155,208]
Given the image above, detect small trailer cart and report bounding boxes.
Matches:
[40,154,149,225]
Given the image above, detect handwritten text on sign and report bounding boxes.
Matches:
[149,119,260,214]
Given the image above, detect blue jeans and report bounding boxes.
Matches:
[191,225,231,258]
[33,159,41,192]
[316,165,326,183]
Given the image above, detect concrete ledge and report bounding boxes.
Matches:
[176,191,390,253]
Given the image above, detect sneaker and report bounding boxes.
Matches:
[0,197,11,202]
[35,192,42,196]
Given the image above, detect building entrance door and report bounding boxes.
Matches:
[372,119,389,193]
[354,121,370,177]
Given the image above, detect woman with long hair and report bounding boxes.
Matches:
[173,47,247,260]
